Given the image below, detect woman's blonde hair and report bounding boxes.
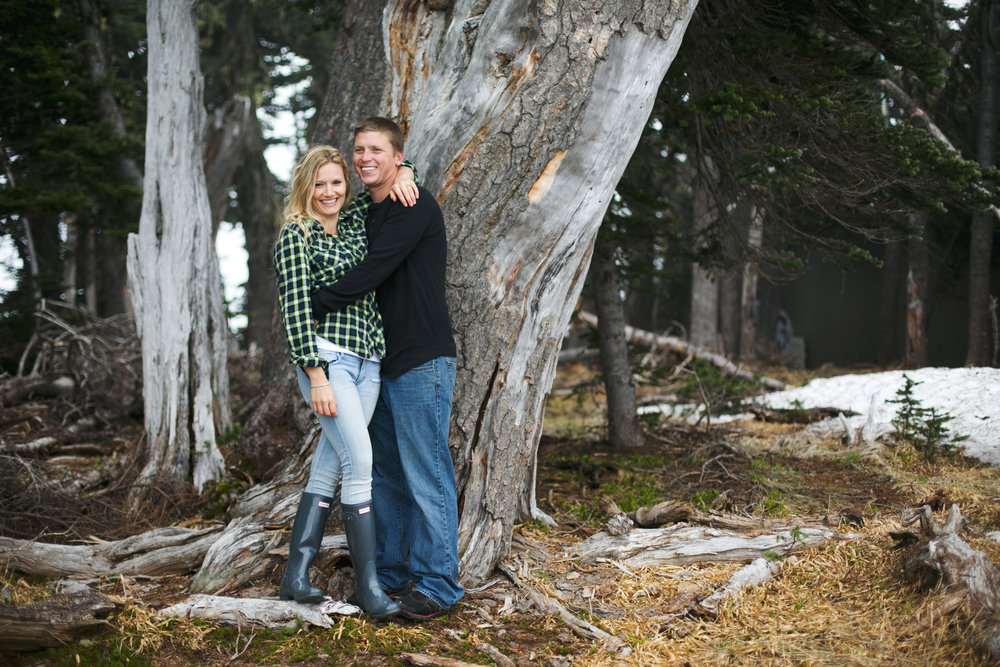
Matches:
[282,145,353,232]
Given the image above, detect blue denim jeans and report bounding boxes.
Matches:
[369,356,463,608]
[296,351,381,504]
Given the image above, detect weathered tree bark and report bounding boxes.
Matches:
[392,0,700,584]
[966,0,998,367]
[572,521,840,567]
[592,223,644,449]
[125,0,231,498]
[905,212,930,368]
[307,0,700,584]
[0,589,117,651]
[188,427,318,592]
[0,525,223,578]
[159,594,359,629]
[311,0,389,152]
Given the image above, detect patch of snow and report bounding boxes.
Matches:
[759,367,1000,465]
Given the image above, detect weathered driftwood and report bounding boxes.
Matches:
[0,589,117,651]
[498,562,624,651]
[695,556,786,617]
[900,504,1000,659]
[159,594,359,629]
[627,500,830,533]
[0,525,222,577]
[573,522,840,567]
[189,520,285,595]
[189,428,319,593]
[576,311,788,391]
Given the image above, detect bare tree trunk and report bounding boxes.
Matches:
[905,212,930,368]
[967,0,998,366]
[312,0,700,584]
[312,0,389,153]
[125,0,231,498]
[78,0,142,318]
[236,108,282,353]
[878,238,905,366]
[592,223,643,449]
[204,96,253,234]
[690,157,720,350]
[739,208,763,362]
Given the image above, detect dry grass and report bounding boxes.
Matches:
[3,359,999,665]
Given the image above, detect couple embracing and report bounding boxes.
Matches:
[273,117,462,621]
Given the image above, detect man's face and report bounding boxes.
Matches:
[353,130,403,194]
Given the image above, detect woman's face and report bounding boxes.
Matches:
[311,161,348,224]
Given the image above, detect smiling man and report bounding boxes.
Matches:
[310,117,463,621]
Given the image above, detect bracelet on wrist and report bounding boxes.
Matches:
[310,382,330,389]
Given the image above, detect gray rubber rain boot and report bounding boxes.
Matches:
[278,492,334,603]
[342,502,401,619]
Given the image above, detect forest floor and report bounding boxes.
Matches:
[3,354,1000,666]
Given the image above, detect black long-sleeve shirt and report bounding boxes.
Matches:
[310,185,455,378]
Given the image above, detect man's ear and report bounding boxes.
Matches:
[394,151,404,167]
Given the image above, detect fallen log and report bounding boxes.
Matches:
[576,311,788,391]
[695,555,786,617]
[627,500,839,533]
[0,525,223,578]
[0,588,117,651]
[189,428,320,593]
[900,504,1000,660]
[572,522,841,567]
[158,594,359,629]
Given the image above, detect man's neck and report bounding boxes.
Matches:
[368,179,395,204]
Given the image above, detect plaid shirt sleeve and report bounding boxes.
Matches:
[273,223,324,367]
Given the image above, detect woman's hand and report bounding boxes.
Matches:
[311,384,338,417]
[304,366,337,417]
[389,166,419,207]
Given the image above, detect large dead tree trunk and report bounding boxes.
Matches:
[125,0,231,498]
[310,0,699,584]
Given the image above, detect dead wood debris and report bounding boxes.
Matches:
[896,503,1000,660]
[0,524,223,578]
[497,561,626,652]
[158,594,359,629]
[0,588,118,651]
[3,301,142,421]
[575,310,788,391]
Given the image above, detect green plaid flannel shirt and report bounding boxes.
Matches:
[274,196,384,367]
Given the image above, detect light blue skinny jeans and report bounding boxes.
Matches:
[295,350,381,505]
